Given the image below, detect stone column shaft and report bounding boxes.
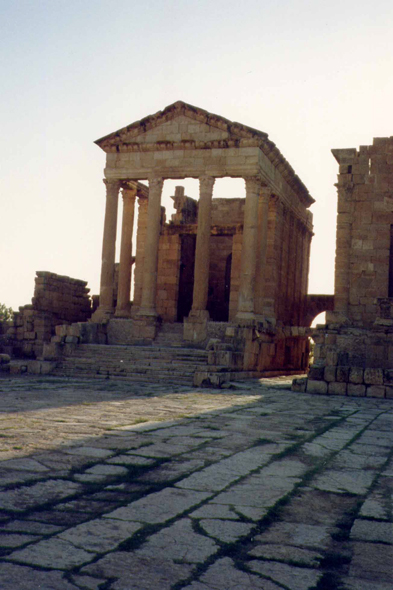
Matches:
[254,187,270,315]
[139,177,164,316]
[116,185,137,316]
[191,176,215,314]
[98,179,121,313]
[236,177,262,319]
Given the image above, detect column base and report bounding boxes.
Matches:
[114,303,132,318]
[91,307,114,324]
[184,310,209,343]
[133,314,158,340]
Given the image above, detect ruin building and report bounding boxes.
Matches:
[83,101,318,380]
[6,102,329,384]
[300,136,393,398]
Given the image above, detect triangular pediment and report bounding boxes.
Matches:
[95,101,269,151]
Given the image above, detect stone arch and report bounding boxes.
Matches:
[304,294,334,327]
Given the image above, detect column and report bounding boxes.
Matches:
[236,176,262,320]
[190,176,215,316]
[132,196,148,312]
[94,179,121,318]
[254,186,271,316]
[138,177,164,316]
[115,183,137,316]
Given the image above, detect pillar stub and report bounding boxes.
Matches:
[184,310,209,344]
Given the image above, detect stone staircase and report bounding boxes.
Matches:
[52,343,211,385]
[152,322,185,347]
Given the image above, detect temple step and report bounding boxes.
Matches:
[52,343,210,385]
[152,323,186,348]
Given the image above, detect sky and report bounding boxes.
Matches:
[1,0,393,311]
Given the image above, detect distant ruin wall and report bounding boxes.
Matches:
[10,271,92,358]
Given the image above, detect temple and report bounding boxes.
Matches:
[5,101,330,385]
[85,101,318,382]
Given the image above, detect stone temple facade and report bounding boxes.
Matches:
[85,101,319,379]
[299,137,393,398]
[3,101,333,384]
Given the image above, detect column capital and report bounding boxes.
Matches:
[199,176,215,193]
[103,178,121,194]
[121,185,137,202]
[259,186,272,202]
[148,176,164,191]
[244,176,264,193]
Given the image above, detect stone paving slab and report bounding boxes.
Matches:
[0,375,392,589]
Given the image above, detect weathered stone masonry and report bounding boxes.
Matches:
[297,137,393,398]
[8,271,91,358]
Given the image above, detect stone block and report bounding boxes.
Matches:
[306,380,328,395]
[324,366,336,382]
[24,331,36,340]
[328,382,347,396]
[385,386,393,399]
[291,378,306,392]
[41,343,62,360]
[366,385,385,398]
[364,368,383,385]
[216,351,233,366]
[308,365,325,381]
[325,349,338,366]
[347,383,366,397]
[349,367,364,384]
[55,325,69,337]
[0,354,10,364]
[65,336,79,344]
[336,366,350,382]
[383,369,393,384]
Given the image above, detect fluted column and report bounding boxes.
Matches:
[95,179,121,318]
[236,176,262,320]
[138,177,164,316]
[190,176,215,315]
[115,183,137,316]
[254,187,271,315]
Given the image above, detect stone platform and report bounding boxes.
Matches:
[0,375,392,589]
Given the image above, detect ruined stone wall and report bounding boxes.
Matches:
[10,271,91,358]
[298,137,393,398]
[333,137,393,327]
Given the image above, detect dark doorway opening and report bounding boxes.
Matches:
[207,236,233,322]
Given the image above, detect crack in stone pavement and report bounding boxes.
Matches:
[0,375,392,589]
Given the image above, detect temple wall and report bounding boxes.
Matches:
[156,234,181,321]
[211,198,244,225]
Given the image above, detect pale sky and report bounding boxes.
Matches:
[1,0,392,310]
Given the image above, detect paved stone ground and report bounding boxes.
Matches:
[0,375,392,590]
